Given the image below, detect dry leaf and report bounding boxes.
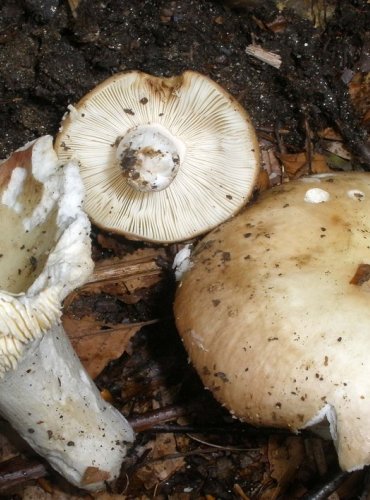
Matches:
[255,168,271,192]
[318,127,343,140]
[63,315,148,379]
[349,72,370,123]
[136,433,185,489]
[82,466,111,486]
[305,438,327,477]
[322,140,352,160]
[278,151,331,178]
[260,435,305,499]
[21,484,82,500]
[93,493,128,500]
[63,248,167,378]
[66,248,167,307]
[311,153,332,174]
[67,0,80,18]
[260,146,283,186]
[0,428,20,463]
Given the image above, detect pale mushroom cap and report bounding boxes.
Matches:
[55,70,260,243]
[174,172,370,471]
[0,136,93,375]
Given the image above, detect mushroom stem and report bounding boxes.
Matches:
[0,135,135,491]
[0,323,134,491]
[116,124,184,192]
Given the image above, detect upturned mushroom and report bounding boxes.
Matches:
[55,70,259,243]
[174,172,370,471]
[0,136,134,490]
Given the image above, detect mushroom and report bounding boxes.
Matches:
[174,172,370,472]
[0,136,134,490]
[55,70,259,243]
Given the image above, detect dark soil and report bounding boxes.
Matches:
[1,0,370,498]
[1,0,369,163]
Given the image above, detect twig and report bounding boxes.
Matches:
[0,456,48,492]
[245,44,282,69]
[304,114,313,174]
[301,469,350,500]
[129,404,190,432]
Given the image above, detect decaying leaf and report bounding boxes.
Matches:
[260,146,283,186]
[63,248,168,378]
[278,151,331,178]
[276,0,336,28]
[135,433,186,490]
[255,168,271,192]
[82,466,111,486]
[67,0,80,17]
[18,485,83,500]
[0,426,20,463]
[349,72,370,127]
[261,435,305,499]
[63,315,151,379]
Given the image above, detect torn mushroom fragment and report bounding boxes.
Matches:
[0,136,134,491]
[174,172,370,472]
[55,70,259,243]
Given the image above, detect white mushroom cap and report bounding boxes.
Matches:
[0,136,134,490]
[55,70,259,243]
[174,172,370,472]
[0,135,93,372]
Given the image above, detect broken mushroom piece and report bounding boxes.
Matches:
[174,172,370,472]
[55,70,259,243]
[0,136,134,491]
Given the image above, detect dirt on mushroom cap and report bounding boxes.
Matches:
[174,172,370,472]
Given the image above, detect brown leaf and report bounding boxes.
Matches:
[63,315,143,379]
[63,248,167,378]
[261,436,305,499]
[260,147,282,186]
[349,72,370,124]
[278,152,331,178]
[135,434,185,489]
[81,466,110,486]
[278,152,307,177]
[311,153,332,174]
[255,168,271,192]
[318,127,343,141]
[19,484,83,499]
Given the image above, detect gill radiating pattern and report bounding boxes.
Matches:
[57,71,258,241]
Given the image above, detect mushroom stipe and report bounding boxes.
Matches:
[174,172,370,472]
[0,136,134,491]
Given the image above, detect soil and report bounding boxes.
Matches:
[1,0,370,498]
[1,0,369,163]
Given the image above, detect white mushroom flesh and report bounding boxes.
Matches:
[0,136,134,490]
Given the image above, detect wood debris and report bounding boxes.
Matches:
[67,0,80,18]
[245,44,282,69]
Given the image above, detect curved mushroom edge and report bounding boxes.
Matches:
[54,70,260,243]
[0,135,94,376]
[174,172,370,472]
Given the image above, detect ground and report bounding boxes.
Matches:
[0,0,370,498]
